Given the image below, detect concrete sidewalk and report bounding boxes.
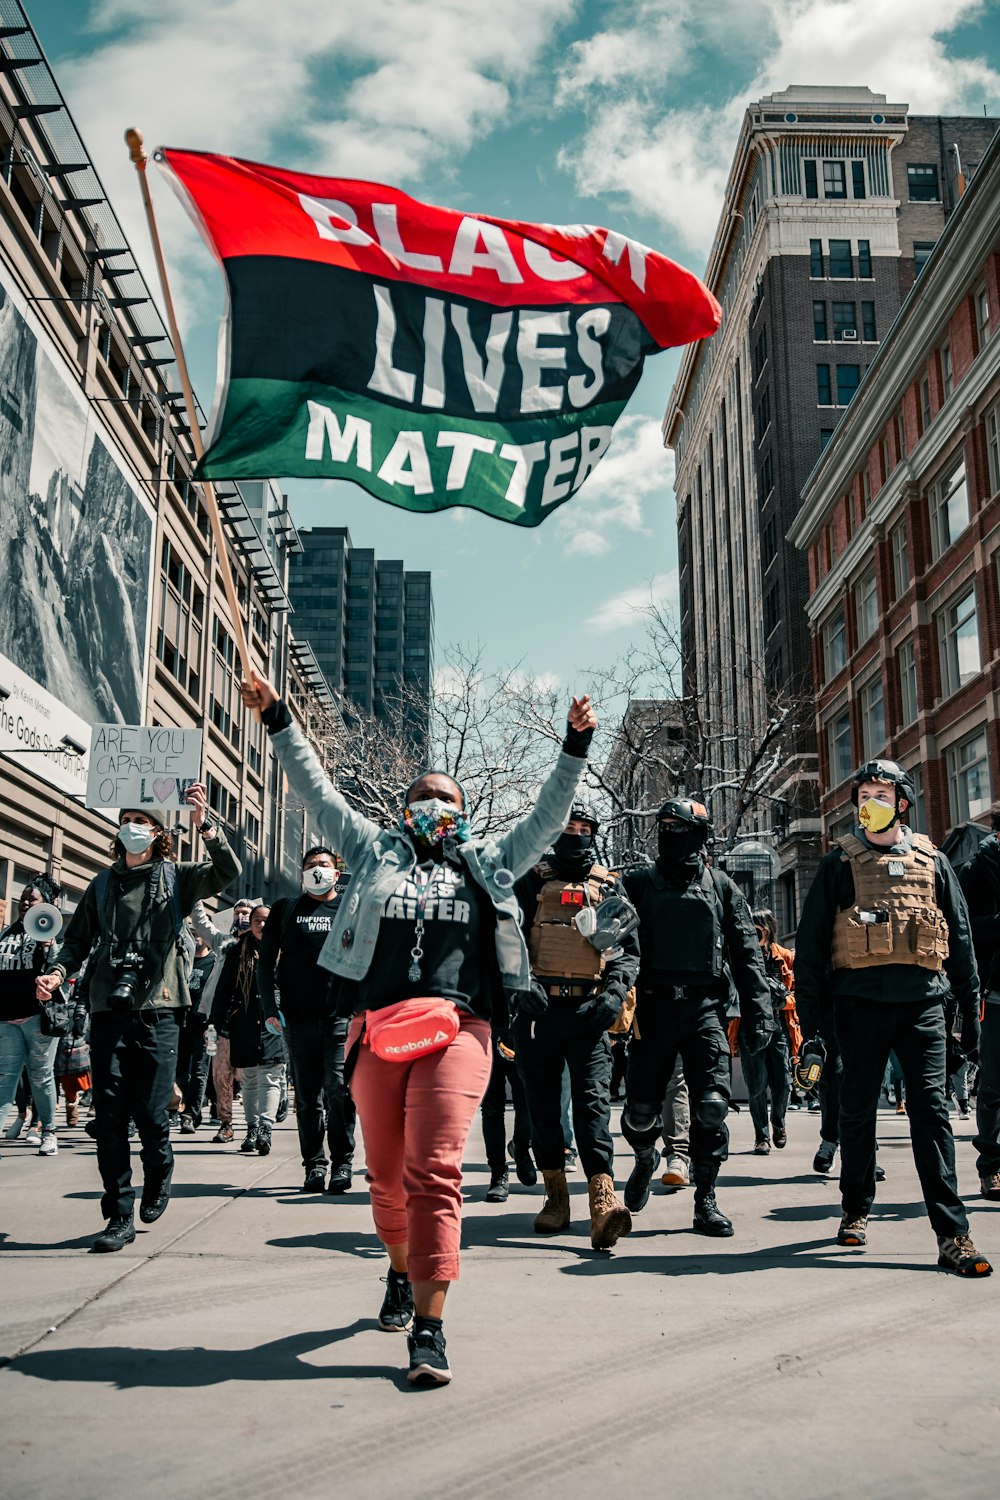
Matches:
[1,1101,997,1500]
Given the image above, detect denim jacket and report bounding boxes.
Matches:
[267,717,588,996]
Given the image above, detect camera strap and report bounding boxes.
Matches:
[94,866,157,959]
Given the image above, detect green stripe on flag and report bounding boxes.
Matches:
[198,379,628,526]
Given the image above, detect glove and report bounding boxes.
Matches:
[514,981,549,1019]
[741,1024,768,1056]
[71,1008,88,1039]
[579,989,624,1033]
[960,1010,981,1064]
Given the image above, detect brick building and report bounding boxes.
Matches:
[663,86,998,932]
[789,125,1000,846]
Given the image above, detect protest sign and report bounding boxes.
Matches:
[86,724,203,811]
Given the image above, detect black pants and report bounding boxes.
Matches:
[176,1011,210,1128]
[285,1016,356,1171]
[90,1010,181,1220]
[973,1004,1000,1177]
[818,1031,843,1145]
[514,1001,614,1180]
[623,994,730,1189]
[480,1050,532,1173]
[835,996,968,1238]
[742,1025,790,1141]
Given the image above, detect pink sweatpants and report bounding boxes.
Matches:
[348,1014,492,1282]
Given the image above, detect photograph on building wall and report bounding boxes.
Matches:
[0,265,154,727]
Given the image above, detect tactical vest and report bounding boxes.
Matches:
[634,866,725,978]
[528,863,616,980]
[831,833,949,972]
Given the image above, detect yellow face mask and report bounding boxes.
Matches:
[859,796,897,833]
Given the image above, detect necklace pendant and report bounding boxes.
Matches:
[407,960,422,984]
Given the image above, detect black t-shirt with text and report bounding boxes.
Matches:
[0,922,49,1023]
[356,858,490,1018]
[261,893,340,1023]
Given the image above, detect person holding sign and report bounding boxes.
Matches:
[239,671,595,1387]
[37,788,241,1253]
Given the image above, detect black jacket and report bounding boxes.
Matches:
[794,831,979,1034]
[622,860,773,1032]
[210,937,284,1069]
[958,833,1000,994]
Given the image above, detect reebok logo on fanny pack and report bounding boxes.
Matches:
[383,1028,451,1055]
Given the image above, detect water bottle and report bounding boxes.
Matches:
[205,1024,218,1058]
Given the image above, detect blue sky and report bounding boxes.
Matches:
[31,0,1000,695]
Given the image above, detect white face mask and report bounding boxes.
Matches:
[302,865,338,895]
[118,823,154,854]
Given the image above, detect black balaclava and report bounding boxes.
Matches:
[656,824,705,876]
[552,829,595,879]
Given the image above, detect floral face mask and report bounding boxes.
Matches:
[401,797,471,845]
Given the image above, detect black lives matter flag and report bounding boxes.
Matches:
[162,150,720,527]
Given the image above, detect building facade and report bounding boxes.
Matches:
[289,526,433,743]
[663,85,998,933]
[789,126,1000,847]
[0,8,334,920]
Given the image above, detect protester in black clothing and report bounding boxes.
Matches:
[479,1037,535,1201]
[795,759,990,1276]
[514,804,639,1250]
[258,847,356,1193]
[210,906,281,1154]
[620,799,773,1238]
[176,934,217,1133]
[38,789,241,1252]
[957,801,1000,1202]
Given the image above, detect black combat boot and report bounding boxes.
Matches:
[93,1213,136,1252]
[624,1147,659,1213]
[693,1188,734,1237]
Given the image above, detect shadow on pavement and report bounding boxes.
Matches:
[0,1230,100,1253]
[267,1230,385,1256]
[3,1319,411,1388]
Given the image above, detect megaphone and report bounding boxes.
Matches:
[23,903,63,941]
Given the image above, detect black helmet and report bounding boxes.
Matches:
[568,802,600,834]
[657,797,712,830]
[850,760,915,807]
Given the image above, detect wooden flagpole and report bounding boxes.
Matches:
[124,127,256,686]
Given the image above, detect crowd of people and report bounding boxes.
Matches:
[2,682,997,1387]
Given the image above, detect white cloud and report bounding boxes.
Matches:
[589,568,679,632]
[556,414,673,557]
[558,0,1000,256]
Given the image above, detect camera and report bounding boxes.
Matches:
[108,948,148,1013]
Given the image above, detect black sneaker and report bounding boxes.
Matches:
[692,1190,734,1237]
[180,1116,196,1135]
[93,1214,136,1252]
[139,1175,171,1224]
[624,1147,658,1213]
[302,1167,326,1192]
[326,1164,352,1194]
[514,1155,538,1187]
[407,1324,451,1385]
[378,1269,414,1332]
[275,1097,289,1124]
[256,1122,272,1156]
[813,1140,837,1174]
[240,1129,258,1154]
[485,1170,509,1202]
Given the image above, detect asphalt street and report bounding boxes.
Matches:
[1,1097,997,1500]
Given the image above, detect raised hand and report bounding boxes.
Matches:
[239,672,279,714]
[567,694,597,733]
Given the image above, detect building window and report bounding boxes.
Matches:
[813,300,828,340]
[930,458,970,558]
[919,373,932,432]
[947,728,991,822]
[937,585,981,698]
[986,402,1000,494]
[823,608,847,679]
[907,763,926,832]
[754,328,768,379]
[976,284,991,348]
[837,365,861,405]
[804,160,818,199]
[764,585,780,637]
[832,301,857,340]
[823,160,847,198]
[756,386,771,438]
[856,569,878,643]
[857,240,872,277]
[852,160,867,199]
[907,162,940,201]
[761,515,778,569]
[810,239,824,277]
[890,519,910,597]
[829,239,853,278]
[820,428,833,452]
[898,638,919,727]
[861,466,871,516]
[914,241,936,276]
[862,301,877,341]
[817,364,832,404]
[759,450,774,497]
[894,410,906,461]
[860,675,886,758]
[828,711,854,786]
[941,342,953,400]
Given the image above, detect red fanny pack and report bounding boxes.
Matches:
[365,998,461,1062]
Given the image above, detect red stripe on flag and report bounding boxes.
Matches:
[161,149,720,350]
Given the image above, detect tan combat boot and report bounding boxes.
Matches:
[588,1173,632,1250]
[534,1169,571,1233]
[65,1099,79,1128]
